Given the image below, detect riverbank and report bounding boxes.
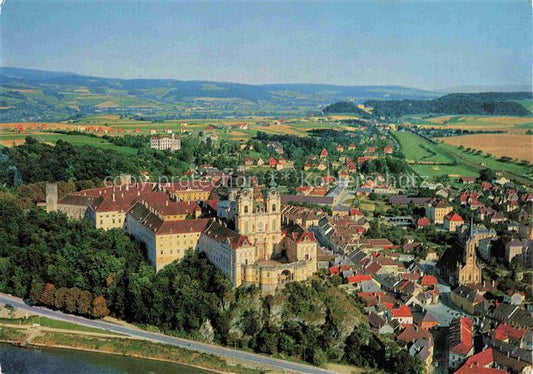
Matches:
[0,325,264,373]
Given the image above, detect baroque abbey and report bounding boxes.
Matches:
[201,187,317,292]
[50,180,318,292]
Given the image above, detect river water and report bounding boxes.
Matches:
[0,344,212,373]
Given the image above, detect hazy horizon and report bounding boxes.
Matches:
[1,1,531,90]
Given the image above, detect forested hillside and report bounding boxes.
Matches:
[325,92,532,117]
[366,92,532,116]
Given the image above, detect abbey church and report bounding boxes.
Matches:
[201,187,318,292]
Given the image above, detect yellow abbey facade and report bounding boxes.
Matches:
[200,187,318,292]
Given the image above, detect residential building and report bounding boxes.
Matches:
[426,198,453,224]
[443,212,464,232]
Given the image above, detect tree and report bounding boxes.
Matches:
[38,283,56,305]
[64,287,81,313]
[479,168,496,182]
[29,281,44,304]
[310,347,327,366]
[91,295,110,318]
[77,290,93,316]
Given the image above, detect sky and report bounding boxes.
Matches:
[0,0,531,90]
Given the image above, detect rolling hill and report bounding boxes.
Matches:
[0,67,437,122]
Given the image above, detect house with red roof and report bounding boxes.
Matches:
[397,325,431,344]
[348,143,357,151]
[346,274,372,284]
[320,148,328,158]
[346,158,357,171]
[444,212,464,232]
[421,275,438,288]
[455,348,508,374]
[416,217,430,229]
[383,146,393,154]
[336,144,344,153]
[493,323,527,347]
[349,208,363,218]
[449,317,474,370]
[386,304,413,326]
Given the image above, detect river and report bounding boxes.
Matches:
[0,344,212,373]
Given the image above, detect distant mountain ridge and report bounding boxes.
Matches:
[0,66,438,121]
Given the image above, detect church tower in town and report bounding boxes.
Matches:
[457,217,482,286]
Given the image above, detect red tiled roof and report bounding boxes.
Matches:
[494,323,526,342]
[364,262,382,275]
[349,208,363,216]
[417,217,430,227]
[202,220,251,249]
[346,274,372,283]
[397,325,431,343]
[421,275,438,286]
[154,218,210,235]
[390,305,412,318]
[455,348,507,374]
[445,212,464,222]
[450,317,473,356]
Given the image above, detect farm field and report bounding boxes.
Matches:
[439,143,533,179]
[0,115,343,149]
[438,133,533,162]
[411,115,533,134]
[393,131,453,164]
[0,131,137,154]
[394,129,533,183]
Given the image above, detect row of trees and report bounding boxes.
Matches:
[29,283,109,318]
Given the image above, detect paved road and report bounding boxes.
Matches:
[419,261,468,326]
[0,293,334,374]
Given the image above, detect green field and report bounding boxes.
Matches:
[0,316,110,334]
[412,164,476,178]
[393,131,453,163]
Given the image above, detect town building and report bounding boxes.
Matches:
[443,212,464,232]
[150,134,181,151]
[426,198,453,224]
[449,317,474,370]
[505,239,532,266]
